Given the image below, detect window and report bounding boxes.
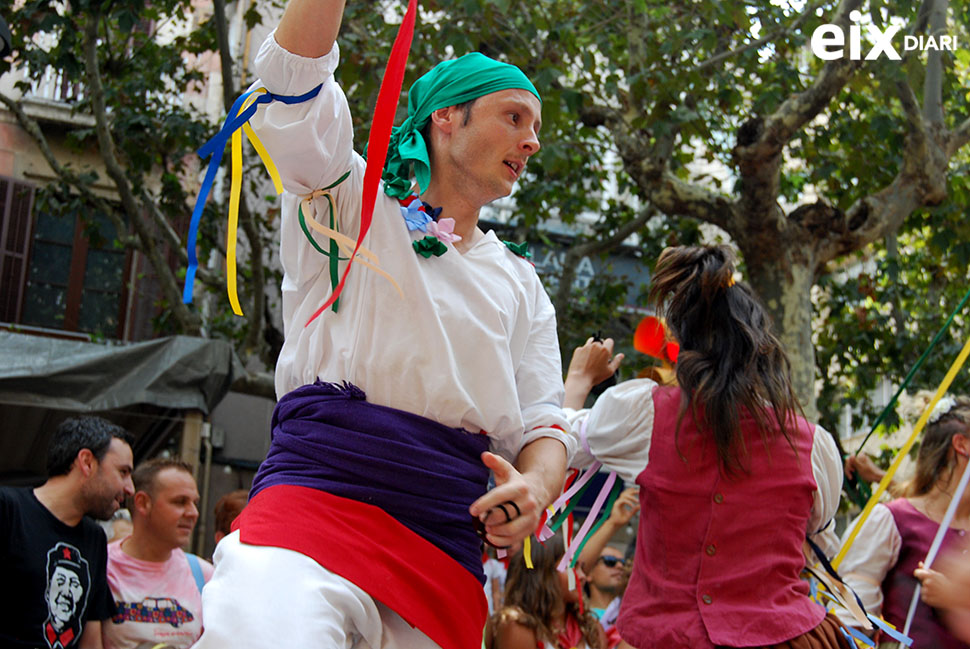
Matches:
[0,177,35,323]
[20,208,129,337]
[0,177,130,338]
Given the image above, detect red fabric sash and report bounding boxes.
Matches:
[234,484,486,649]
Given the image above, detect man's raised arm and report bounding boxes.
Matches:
[275,0,346,58]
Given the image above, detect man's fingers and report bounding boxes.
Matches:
[481,451,513,483]
[482,512,539,547]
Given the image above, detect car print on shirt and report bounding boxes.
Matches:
[112,597,195,628]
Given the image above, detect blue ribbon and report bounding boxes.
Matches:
[842,626,876,647]
[867,614,914,646]
[182,83,324,304]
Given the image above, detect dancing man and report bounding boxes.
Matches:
[195,2,572,648]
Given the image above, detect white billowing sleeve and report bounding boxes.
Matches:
[566,379,659,485]
[807,425,844,558]
[249,32,355,196]
[835,503,902,627]
[515,286,575,462]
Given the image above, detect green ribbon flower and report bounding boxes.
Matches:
[413,236,448,258]
[504,240,532,260]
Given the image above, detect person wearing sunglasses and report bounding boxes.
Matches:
[587,551,627,621]
[570,486,639,633]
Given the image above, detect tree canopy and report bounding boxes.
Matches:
[2,0,968,432]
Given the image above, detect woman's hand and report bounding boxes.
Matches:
[564,338,624,409]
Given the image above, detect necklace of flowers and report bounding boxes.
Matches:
[399,193,534,262]
[399,194,461,258]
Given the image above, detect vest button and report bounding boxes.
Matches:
[713,493,723,504]
[706,544,716,556]
[702,594,713,605]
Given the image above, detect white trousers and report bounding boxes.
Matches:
[195,531,440,649]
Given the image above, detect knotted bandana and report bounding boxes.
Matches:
[380,52,541,199]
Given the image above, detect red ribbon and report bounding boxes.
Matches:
[306,0,419,326]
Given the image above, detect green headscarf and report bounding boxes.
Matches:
[380,52,541,199]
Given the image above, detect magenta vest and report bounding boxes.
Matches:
[616,386,826,648]
[881,498,969,649]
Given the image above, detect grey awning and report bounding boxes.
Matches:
[0,332,242,415]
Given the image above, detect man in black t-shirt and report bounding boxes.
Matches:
[1,416,135,649]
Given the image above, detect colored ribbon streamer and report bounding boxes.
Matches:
[567,480,621,569]
[550,460,602,514]
[868,614,913,646]
[296,170,403,313]
[902,454,970,637]
[296,170,351,311]
[183,83,322,307]
[853,284,970,456]
[305,0,418,326]
[833,331,970,569]
[558,471,618,572]
[523,536,533,570]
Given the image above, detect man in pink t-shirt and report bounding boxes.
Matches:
[102,459,213,649]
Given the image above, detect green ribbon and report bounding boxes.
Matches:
[297,170,352,313]
[843,283,970,508]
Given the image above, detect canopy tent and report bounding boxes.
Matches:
[0,332,242,485]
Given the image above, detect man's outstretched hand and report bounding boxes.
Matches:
[470,452,546,548]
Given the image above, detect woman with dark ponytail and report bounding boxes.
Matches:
[563,245,847,649]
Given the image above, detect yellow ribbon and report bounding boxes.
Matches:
[523,535,534,569]
[833,331,970,569]
[226,89,285,316]
[221,86,403,316]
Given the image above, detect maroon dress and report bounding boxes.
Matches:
[880,498,970,649]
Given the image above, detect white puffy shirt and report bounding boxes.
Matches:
[564,379,844,553]
[248,33,573,462]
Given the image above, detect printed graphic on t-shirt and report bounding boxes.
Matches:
[112,597,195,628]
[42,542,91,649]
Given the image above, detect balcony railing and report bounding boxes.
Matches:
[28,66,84,104]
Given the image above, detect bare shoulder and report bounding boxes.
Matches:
[489,606,539,649]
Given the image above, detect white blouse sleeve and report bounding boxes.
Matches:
[249,30,356,201]
[835,503,902,627]
[807,425,844,558]
[567,379,659,485]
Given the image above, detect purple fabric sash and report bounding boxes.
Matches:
[250,381,491,582]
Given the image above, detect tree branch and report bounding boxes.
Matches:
[948,116,970,157]
[554,206,657,314]
[737,0,865,162]
[0,92,139,250]
[815,126,951,266]
[82,13,201,334]
[921,0,946,125]
[693,0,826,74]
[230,369,276,400]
